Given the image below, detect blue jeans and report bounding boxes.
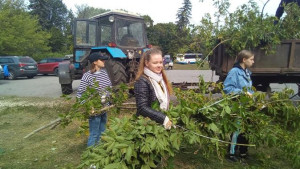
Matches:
[87,113,107,147]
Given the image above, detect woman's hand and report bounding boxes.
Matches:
[165,120,173,130]
[163,116,175,130]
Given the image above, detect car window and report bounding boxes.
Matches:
[40,59,47,63]
[19,57,36,63]
[56,58,63,62]
[48,59,56,63]
[0,58,14,63]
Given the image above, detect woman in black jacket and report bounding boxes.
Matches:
[134,48,173,129]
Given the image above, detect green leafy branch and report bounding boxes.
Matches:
[76,78,300,168]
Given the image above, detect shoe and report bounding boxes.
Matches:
[227,155,239,162]
[240,153,248,159]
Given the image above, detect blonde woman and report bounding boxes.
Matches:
[134,48,173,129]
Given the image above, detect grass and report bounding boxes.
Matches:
[0,96,297,169]
[0,96,86,169]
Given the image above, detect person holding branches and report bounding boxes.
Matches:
[77,52,112,147]
[275,0,300,24]
[134,47,173,130]
[223,50,255,162]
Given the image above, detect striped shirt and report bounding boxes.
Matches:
[77,69,112,98]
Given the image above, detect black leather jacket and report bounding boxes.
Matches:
[134,75,166,124]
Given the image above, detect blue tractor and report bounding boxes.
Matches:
[59,11,151,94]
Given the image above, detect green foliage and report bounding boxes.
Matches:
[79,116,182,169]
[147,23,181,57]
[0,0,50,56]
[28,0,73,54]
[60,82,130,133]
[196,0,300,57]
[176,0,192,31]
[49,27,67,52]
[277,3,300,39]
[60,78,300,168]
[75,4,109,19]
[143,15,154,27]
[28,0,69,31]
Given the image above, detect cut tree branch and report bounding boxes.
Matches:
[24,102,137,139]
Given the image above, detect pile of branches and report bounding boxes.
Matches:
[59,80,300,168]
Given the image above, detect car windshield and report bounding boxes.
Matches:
[19,57,36,63]
[116,18,145,47]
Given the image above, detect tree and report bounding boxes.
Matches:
[28,0,73,53]
[28,0,69,31]
[75,4,109,19]
[143,15,154,27]
[176,0,192,31]
[147,23,181,57]
[0,0,50,58]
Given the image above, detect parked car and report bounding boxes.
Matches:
[0,65,3,79]
[0,56,38,80]
[163,55,173,70]
[37,58,64,76]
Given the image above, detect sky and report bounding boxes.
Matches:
[62,0,282,25]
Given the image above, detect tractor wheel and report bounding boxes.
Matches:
[105,59,128,86]
[61,84,73,95]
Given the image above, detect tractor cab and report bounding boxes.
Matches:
[72,11,148,65]
[59,11,150,94]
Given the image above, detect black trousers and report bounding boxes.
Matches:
[228,132,249,155]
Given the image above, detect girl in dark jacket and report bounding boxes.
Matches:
[134,48,173,129]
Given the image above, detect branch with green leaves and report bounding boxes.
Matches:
[75,79,300,168]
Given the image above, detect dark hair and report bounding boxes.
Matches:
[236,50,254,63]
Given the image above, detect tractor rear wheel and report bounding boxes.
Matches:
[105,59,128,86]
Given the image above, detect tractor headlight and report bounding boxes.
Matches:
[109,16,114,22]
[127,50,134,59]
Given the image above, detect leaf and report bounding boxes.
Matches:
[224,106,231,114]
[114,143,129,149]
[125,146,133,162]
[141,164,151,169]
[104,162,121,169]
[208,123,219,132]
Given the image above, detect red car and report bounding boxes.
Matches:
[37,58,64,76]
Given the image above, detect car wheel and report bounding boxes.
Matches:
[27,75,34,79]
[8,71,16,80]
[54,68,59,76]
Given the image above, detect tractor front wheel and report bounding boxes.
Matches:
[61,84,73,95]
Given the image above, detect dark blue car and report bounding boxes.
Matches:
[0,56,38,80]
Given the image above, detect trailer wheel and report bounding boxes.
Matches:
[61,84,73,95]
[105,59,128,86]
